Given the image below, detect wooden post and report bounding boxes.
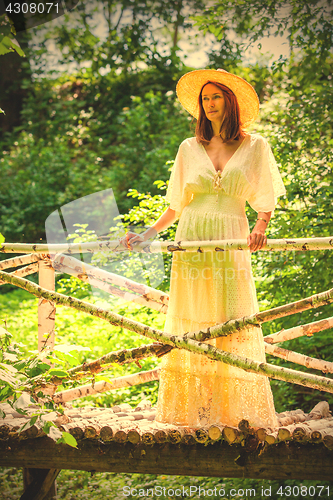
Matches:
[22,256,57,499]
[22,468,59,500]
[38,256,56,352]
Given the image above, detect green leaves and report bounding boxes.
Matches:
[0,364,18,388]
[0,327,20,392]
[42,420,62,439]
[193,0,333,86]
[0,34,25,57]
[50,344,91,368]
[0,14,25,57]
[0,330,79,448]
[47,369,69,378]
[0,83,190,243]
[56,431,78,448]
[0,317,100,401]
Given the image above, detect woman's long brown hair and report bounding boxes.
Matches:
[195,81,244,145]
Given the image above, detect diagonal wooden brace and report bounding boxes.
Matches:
[21,468,60,500]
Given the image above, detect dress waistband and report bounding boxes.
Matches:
[188,192,246,218]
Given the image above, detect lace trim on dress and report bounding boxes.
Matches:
[213,170,224,191]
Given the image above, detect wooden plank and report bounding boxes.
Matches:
[0,437,332,480]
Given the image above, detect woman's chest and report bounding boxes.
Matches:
[185,162,249,195]
[204,138,246,173]
[184,143,254,195]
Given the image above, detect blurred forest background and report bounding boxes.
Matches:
[0,0,333,498]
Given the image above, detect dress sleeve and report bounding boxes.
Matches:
[165,142,193,219]
[247,137,286,214]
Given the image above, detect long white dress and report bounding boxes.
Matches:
[155,133,286,429]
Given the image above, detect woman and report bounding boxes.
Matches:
[120,69,286,428]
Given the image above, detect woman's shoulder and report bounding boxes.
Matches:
[246,132,269,148]
[179,136,198,146]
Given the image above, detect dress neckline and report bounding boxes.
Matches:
[200,134,250,175]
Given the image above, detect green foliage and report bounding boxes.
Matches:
[0,82,191,242]
[0,0,205,244]
[0,467,332,499]
[106,91,191,212]
[3,287,331,496]
[29,0,203,75]
[116,178,178,291]
[0,287,163,402]
[0,15,25,57]
[57,431,77,447]
[0,320,93,448]
[44,474,333,500]
[193,0,333,83]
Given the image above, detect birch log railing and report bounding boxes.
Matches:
[1,236,333,401]
[1,237,333,492]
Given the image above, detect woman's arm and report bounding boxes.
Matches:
[247,211,271,252]
[119,207,177,249]
[144,207,177,239]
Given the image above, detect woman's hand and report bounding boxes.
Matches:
[118,207,176,250]
[247,229,267,253]
[119,228,157,250]
[247,221,268,253]
[247,212,271,253]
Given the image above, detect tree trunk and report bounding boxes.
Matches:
[0,24,31,137]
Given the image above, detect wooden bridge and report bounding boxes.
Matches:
[1,399,333,489]
[0,237,333,498]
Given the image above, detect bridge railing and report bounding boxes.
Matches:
[0,236,333,402]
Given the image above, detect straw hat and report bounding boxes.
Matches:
[176,68,259,127]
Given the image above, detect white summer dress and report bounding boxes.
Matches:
[155,133,286,429]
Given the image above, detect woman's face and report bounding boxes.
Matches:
[201,83,225,125]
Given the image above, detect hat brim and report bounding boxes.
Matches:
[176,69,259,127]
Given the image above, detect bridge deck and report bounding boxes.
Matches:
[1,401,333,480]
